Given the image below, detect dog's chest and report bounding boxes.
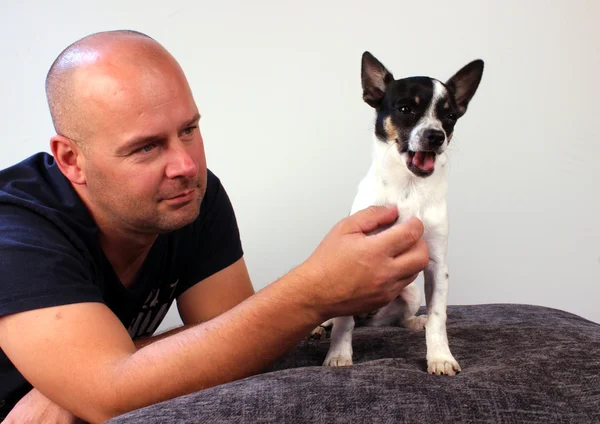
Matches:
[376,177,447,230]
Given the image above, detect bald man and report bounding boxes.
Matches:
[0,30,428,423]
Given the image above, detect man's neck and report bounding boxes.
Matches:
[99,227,157,288]
[74,186,158,287]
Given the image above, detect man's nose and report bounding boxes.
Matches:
[165,143,197,179]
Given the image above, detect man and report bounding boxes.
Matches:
[0,30,429,423]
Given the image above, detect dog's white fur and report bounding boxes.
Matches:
[322,80,461,375]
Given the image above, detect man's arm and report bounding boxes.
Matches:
[0,206,429,424]
[134,257,253,349]
[1,258,253,424]
[176,256,255,325]
[0,273,320,424]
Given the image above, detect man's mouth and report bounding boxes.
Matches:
[406,150,436,176]
[168,189,194,200]
[163,188,197,205]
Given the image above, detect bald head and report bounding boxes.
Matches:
[45,30,185,146]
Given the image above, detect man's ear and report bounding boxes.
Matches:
[361,51,394,109]
[445,59,484,116]
[50,135,86,185]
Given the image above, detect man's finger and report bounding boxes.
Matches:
[392,273,420,296]
[371,216,425,258]
[389,239,430,279]
[344,205,399,235]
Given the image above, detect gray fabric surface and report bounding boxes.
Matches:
[106,304,600,423]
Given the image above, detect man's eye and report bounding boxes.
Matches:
[139,144,156,153]
[182,126,197,136]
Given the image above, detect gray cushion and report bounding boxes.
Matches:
[106,304,600,423]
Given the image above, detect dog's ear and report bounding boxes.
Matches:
[361,51,394,109]
[445,59,484,116]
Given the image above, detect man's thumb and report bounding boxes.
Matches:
[348,205,399,235]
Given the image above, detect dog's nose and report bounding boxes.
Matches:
[424,129,445,146]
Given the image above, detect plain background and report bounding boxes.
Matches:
[1,1,598,330]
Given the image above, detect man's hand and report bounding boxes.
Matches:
[295,205,429,320]
[1,388,85,424]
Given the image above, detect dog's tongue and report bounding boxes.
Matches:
[412,152,435,172]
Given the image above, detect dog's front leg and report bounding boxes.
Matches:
[323,316,355,366]
[424,253,461,375]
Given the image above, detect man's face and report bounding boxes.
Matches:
[78,60,207,234]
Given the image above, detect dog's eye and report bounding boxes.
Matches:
[398,106,413,115]
[446,113,457,121]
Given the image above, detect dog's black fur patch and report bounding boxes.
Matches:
[374,78,435,150]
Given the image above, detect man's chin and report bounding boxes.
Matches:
[154,201,201,233]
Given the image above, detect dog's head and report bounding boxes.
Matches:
[361,52,484,177]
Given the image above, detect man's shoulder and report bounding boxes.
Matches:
[2,152,64,206]
[195,168,232,220]
[0,155,104,315]
[204,168,223,198]
[0,151,56,186]
[1,152,92,216]
[0,152,97,252]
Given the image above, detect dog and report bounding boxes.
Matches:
[319,51,484,375]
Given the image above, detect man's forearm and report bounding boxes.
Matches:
[104,268,321,421]
[133,325,193,349]
[3,325,194,424]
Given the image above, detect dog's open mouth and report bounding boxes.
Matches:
[407,150,436,176]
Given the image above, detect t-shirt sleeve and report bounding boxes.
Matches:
[0,205,103,317]
[174,169,245,298]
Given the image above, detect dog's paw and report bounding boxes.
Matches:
[307,326,327,340]
[403,314,428,331]
[427,354,461,376]
[323,354,353,367]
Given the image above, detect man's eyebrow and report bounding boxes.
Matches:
[117,134,165,156]
[116,113,202,155]
[182,112,201,128]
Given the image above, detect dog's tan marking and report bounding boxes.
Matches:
[384,116,398,140]
[414,96,420,105]
[444,102,449,109]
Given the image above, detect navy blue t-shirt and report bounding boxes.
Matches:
[0,152,244,415]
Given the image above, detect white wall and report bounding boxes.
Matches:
[1,0,599,329]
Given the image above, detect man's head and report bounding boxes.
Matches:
[47,30,206,235]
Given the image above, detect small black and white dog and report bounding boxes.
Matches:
[321,51,484,375]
